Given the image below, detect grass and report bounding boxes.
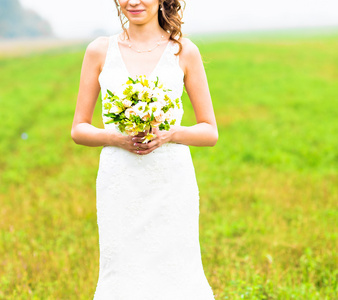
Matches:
[0,30,337,299]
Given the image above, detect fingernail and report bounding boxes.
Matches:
[134,143,137,146]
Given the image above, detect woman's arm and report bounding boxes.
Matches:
[132,38,218,155]
[170,38,218,146]
[71,37,136,152]
[71,37,111,146]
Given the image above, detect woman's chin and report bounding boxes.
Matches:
[130,20,146,26]
[126,12,158,26]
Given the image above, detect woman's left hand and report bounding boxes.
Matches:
[131,127,174,155]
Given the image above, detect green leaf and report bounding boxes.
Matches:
[107,89,114,97]
[105,119,116,124]
[160,123,170,131]
[103,113,115,117]
[115,100,125,109]
[128,77,136,84]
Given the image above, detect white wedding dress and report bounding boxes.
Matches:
[94,34,215,300]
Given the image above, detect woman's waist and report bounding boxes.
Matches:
[101,142,189,156]
[98,142,194,180]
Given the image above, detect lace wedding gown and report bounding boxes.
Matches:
[94,34,215,300]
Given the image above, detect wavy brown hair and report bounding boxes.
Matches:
[113,0,185,55]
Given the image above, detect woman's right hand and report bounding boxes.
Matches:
[113,131,146,155]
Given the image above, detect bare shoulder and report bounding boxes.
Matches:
[178,37,202,74]
[179,37,201,59]
[86,36,109,56]
[84,36,110,70]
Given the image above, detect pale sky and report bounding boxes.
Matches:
[19,0,338,39]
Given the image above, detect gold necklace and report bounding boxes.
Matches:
[127,35,164,53]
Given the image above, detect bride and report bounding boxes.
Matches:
[71,0,218,299]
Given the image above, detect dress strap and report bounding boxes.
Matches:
[99,34,121,82]
[103,34,118,68]
[167,40,179,58]
[164,40,183,75]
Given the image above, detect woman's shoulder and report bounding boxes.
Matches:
[178,37,202,72]
[84,36,112,70]
[86,36,110,57]
[180,37,198,49]
[179,37,201,59]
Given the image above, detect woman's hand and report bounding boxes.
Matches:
[130,127,173,155]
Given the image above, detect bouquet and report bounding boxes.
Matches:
[103,75,180,143]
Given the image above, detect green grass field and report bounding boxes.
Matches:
[0,30,337,299]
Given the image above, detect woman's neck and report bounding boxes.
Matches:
[126,21,166,44]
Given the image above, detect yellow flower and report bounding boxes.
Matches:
[142,133,156,143]
[139,75,149,87]
[125,125,138,136]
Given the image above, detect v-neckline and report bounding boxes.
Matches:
[115,34,171,79]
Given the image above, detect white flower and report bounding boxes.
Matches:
[148,102,162,117]
[125,107,136,119]
[132,82,144,94]
[122,99,132,108]
[110,103,123,114]
[157,98,167,108]
[152,88,165,102]
[149,81,156,90]
[138,87,152,100]
[165,108,174,121]
[155,110,166,123]
[133,102,148,118]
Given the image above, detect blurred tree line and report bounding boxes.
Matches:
[0,0,53,38]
